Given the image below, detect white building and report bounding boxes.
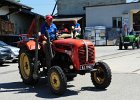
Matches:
[57,0,126,15]
[55,0,127,41]
[85,2,140,45]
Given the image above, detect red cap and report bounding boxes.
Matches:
[45,15,53,21]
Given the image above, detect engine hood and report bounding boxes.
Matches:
[53,39,94,47]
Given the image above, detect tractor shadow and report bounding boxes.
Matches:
[117,47,139,50]
[0,78,107,99]
[0,62,17,67]
[80,86,107,92]
[0,64,9,67]
[0,78,79,99]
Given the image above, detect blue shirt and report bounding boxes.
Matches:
[74,23,80,29]
[41,23,57,41]
[72,23,80,33]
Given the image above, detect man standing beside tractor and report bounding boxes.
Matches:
[71,19,81,39]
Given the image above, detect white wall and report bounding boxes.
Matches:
[86,3,140,29]
[57,0,126,15]
[0,6,9,15]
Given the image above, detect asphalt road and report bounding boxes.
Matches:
[0,46,140,100]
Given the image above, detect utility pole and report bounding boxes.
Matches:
[51,0,57,16]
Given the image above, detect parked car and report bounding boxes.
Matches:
[0,41,19,62]
[0,46,11,65]
[0,34,29,47]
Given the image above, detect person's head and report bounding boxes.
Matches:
[74,19,77,24]
[45,15,53,26]
[131,28,134,32]
[60,23,65,29]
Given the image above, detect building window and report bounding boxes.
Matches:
[112,17,122,28]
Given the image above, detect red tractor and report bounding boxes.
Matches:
[18,16,112,95]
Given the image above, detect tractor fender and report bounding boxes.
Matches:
[25,40,41,50]
[135,37,139,42]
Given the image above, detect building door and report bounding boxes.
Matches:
[133,10,140,32]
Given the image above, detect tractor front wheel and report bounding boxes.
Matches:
[136,41,140,49]
[91,62,112,89]
[18,48,38,85]
[48,66,67,95]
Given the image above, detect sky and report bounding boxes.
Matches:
[20,0,135,16]
[20,0,57,16]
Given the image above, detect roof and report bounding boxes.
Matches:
[0,0,32,10]
[20,9,44,17]
[0,0,44,17]
[85,2,140,8]
[53,17,83,22]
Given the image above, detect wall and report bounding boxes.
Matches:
[9,13,33,34]
[85,2,140,45]
[86,3,140,29]
[57,0,126,15]
[0,6,9,15]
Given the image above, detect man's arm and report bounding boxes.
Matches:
[40,24,47,40]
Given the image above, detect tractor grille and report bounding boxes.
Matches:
[124,37,130,42]
[78,45,95,65]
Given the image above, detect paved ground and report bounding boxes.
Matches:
[96,46,140,74]
[0,46,140,100]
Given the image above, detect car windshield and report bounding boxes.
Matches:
[21,36,28,40]
[0,41,8,46]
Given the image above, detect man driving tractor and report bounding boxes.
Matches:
[40,15,58,44]
[40,15,58,67]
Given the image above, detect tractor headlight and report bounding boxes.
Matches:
[69,65,74,69]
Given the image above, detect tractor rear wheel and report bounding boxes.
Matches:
[119,43,123,50]
[119,36,123,50]
[91,62,112,89]
[18,48,38,85]
[0,62,4,65]
[124,45,128,49]
[132,43,135,49]
[48,66,67,95]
